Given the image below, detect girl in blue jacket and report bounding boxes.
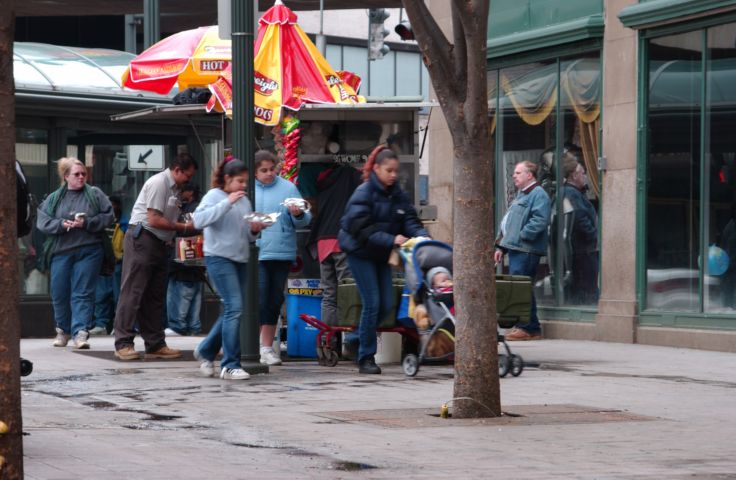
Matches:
[254,150,312,366]
[338,145,428,374]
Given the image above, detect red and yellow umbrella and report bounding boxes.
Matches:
[207,0,365,125]
[122,26,231,95]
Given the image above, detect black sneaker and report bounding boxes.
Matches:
[358,357,381,374]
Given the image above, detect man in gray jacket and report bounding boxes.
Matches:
[494,160,551,340]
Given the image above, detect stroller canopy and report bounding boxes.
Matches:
[405,240,453,296]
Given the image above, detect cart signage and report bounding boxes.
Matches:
[255,72,279,95]
[287,278,323,296]
[199,60,229,72]
[333,154,368,164]
[254,106,274,123]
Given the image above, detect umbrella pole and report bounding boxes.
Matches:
[232,0,267,373]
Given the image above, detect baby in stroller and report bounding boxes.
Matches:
[401,239,528,377]
[406,243,457,361]
[414,266,453,330]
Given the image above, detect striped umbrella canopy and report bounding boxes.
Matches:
[207,0,364,125]
[122,26,231,95]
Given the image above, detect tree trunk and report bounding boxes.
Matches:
[402,0,498,418]
[0,3,24,478]
[451,137,499,418]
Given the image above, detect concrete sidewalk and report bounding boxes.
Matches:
[17,336,736,479]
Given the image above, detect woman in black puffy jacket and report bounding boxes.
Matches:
[338,145,428,374]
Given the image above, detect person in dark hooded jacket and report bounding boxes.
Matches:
[339,145,428,374]
[307,164,362,327]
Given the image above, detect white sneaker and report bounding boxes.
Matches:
[52,328,70,347]
[193,347,215,377]
[164,328,180,336]
[88,326,107,336]
[220,368,250,380]
[72,330,90,350]
[260,348,282,366]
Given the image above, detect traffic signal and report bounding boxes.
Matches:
[368,8,390,60]
[395,20,414,41]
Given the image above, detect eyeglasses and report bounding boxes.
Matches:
[70,172,87,178]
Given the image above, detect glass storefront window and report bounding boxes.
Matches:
[17,128,49,296]
[646,30,702,312]
[704,23,736,313]
[493,53,601,309]
[498,60,558,306]
[645,21,736,316]
[558,56,601,307]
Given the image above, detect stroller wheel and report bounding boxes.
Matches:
[403,354,419,377]
[499,354,510,378]
[324,349,339,367]
[510,354,524,377]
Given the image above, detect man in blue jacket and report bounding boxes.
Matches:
[494,160,551,340]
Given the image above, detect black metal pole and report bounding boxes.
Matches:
[232,0,266,372]
[143,0,160,49]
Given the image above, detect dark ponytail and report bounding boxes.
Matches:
[362,144,398,182]
[212,157,248,188]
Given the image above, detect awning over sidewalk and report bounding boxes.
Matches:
[110,101,436,123]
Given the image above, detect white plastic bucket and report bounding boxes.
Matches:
[375,332,402,364]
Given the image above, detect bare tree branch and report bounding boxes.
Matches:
[401,0,462,110]
[451,0,468,104]
[458,0,490,132]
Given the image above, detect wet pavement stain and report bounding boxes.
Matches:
[114,409,182,421]
[285,449,315,457]
[230,442,282,449]
[84,400,118,410]
[26,374,95,384]
[104,368,143,375]
[331,461,377,471]
[81,399,183,422]
[228,443,316,458]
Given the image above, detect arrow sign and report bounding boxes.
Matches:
[138,148,154,165]
[128,145,164,171]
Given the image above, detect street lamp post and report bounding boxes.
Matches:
[231,0,268,373]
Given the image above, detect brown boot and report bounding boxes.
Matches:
[506,328,542,341]
[145,345,182,359]
[114,346,140,361]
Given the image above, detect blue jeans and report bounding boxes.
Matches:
[258,260,292,326]
[198,256,247,370]
[91,263,123,330]
[347,255,394,363]
[507,250,541,333]
[50,244,103,337]
[166,279,203,334]
[92,275,113,330]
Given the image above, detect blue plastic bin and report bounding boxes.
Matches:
[285,280,322,358]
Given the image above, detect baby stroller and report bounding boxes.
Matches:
[399,239,530,378]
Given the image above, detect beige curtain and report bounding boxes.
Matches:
[500,70,558,126]
[495,59,601,198]
[578,118,600,198]
[562,58,601,198]
[561,58,601,124]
